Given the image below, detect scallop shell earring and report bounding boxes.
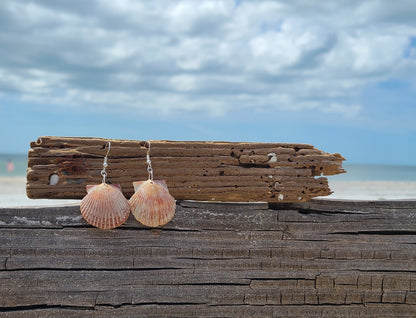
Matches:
[80,142,130,229]
[129,141,176,227]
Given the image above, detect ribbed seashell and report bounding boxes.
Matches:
[80,183,130,229]
[129,179,176,227]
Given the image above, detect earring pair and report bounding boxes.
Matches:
[80,141,176,229]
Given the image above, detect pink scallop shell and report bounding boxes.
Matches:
[129,179,176,227]
[80,183,130,229]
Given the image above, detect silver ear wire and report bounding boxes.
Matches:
[101,141,111,183]
[146,141,153,181]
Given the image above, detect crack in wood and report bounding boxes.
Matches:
[0,304,95,312]
[331,230,416,236]
[0,267,188,272]
[297,208,370,215]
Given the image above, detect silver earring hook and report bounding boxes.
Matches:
[101,141,111,183]
[146,140,153,181]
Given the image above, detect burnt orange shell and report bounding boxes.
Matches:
[80,183,130,229]
[129,179,176,227]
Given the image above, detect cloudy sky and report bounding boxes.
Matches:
[0,0,415,165]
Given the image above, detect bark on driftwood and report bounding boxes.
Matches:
[0,199,415,317]
[26,136,345,202]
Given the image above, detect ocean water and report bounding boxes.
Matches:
[1,153,416,181]
[328,163,416,182]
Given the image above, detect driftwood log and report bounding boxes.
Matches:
[0,199,415,317]
[26,136,345,202]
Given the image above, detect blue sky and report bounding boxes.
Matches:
[0,0,415,165]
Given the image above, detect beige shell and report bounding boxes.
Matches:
[80,183,130,229]
[129,179,176,227]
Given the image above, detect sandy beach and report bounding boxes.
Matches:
[0,177,81,207]
[0,176,415,207]
[326,180,416,200]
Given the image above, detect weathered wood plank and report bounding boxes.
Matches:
[26,136,345,201]
[1,199,415,317]
[2,270,416,305]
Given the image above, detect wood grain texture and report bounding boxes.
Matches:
[26,136,345,202]
[1,199,415,317]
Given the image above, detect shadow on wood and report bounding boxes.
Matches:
[1,199,415,317]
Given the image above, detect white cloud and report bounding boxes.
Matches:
[356,0,416,24]
[167,0,232,34]
[321,103,362,118]
[170,74,197,91]
[249,19,329,73]
[323,30,411,76]
[0,0,415,118]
